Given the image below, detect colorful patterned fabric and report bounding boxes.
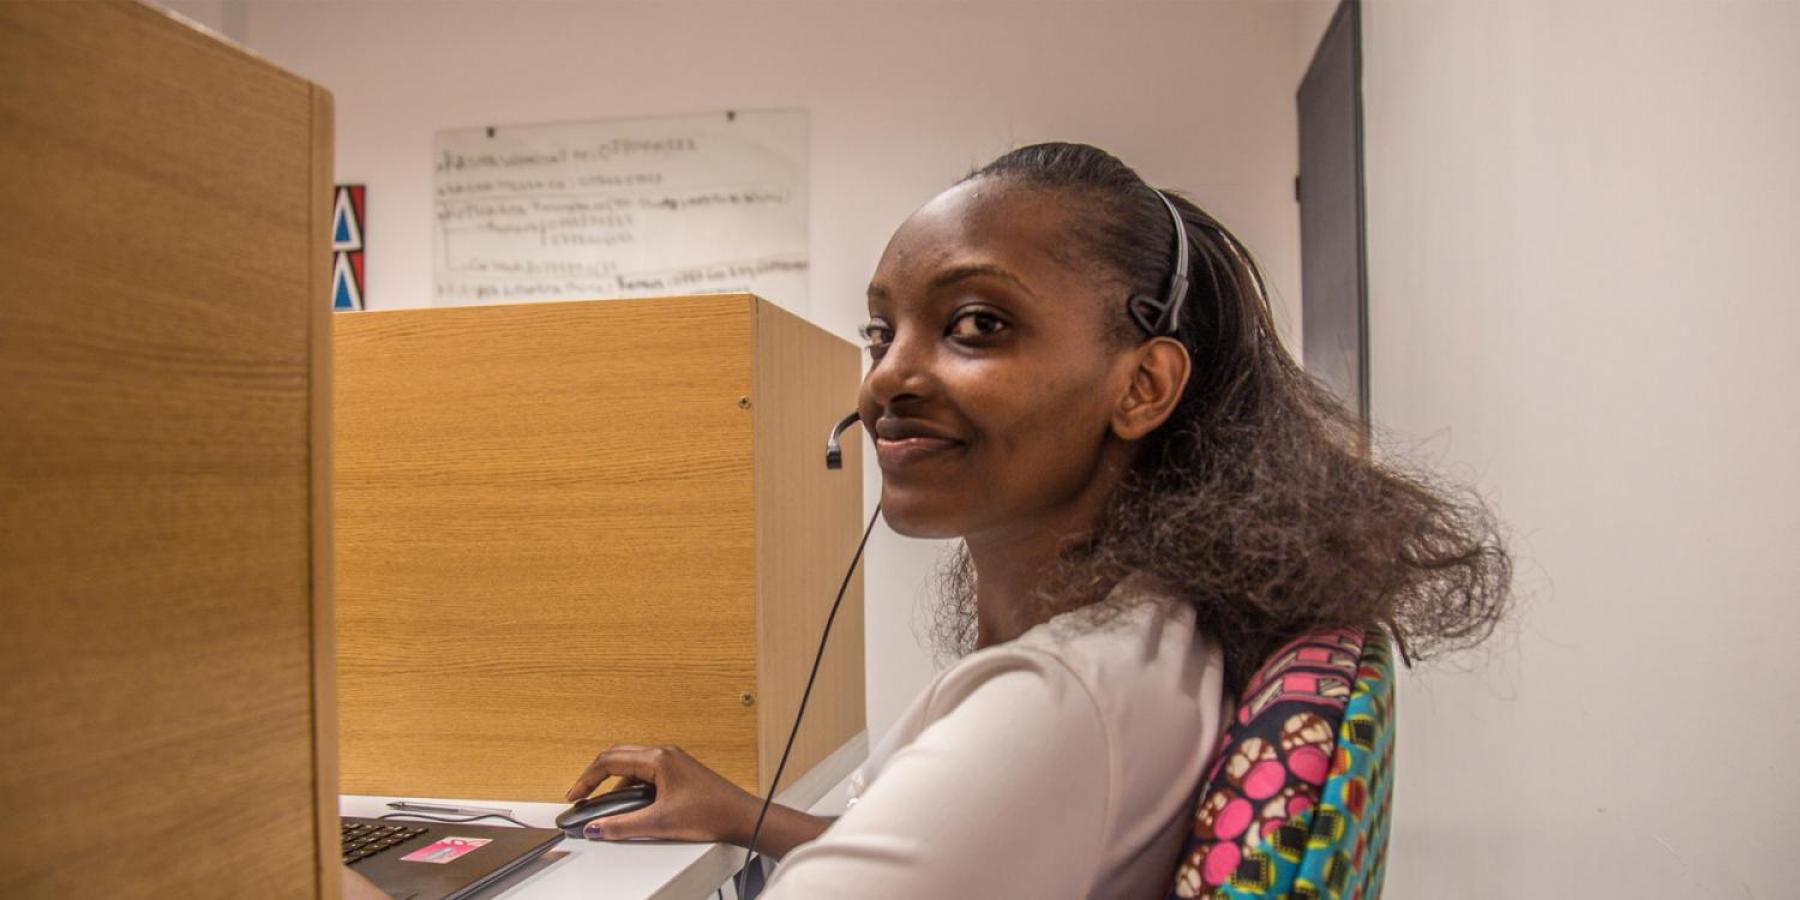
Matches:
[1168,628,1396,900]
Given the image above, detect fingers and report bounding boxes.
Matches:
[582,805,659,841]
[565,745,666,801]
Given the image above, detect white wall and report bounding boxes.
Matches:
[1363,1,1799,896]
[186,0,1307,747]
[156,0,246,42]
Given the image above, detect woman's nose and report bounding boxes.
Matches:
[860,329,935,411]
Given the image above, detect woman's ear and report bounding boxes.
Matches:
[1111,337,1191,441]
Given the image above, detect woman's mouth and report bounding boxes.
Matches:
[874,435,965,469]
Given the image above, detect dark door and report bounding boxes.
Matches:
[1298,0,1369,426]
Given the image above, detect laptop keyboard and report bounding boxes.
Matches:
[342,819,430,865]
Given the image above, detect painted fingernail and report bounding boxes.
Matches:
[584,822,605,840]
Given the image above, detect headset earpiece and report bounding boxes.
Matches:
[1133,191,1192,337]
[1128,292,1171,337]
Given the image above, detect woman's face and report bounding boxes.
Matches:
[858,179,1140,541]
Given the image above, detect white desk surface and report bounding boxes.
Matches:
[341,732,866,900]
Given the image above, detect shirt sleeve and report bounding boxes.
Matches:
[758,647,1114,899]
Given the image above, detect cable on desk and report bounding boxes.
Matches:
[378,812,534,829]
[737,503,881,899]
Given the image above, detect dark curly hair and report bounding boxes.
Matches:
[930,142,1511,693]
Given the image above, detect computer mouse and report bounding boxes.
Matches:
[555,783,657,838]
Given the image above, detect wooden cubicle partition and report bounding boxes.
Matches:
[334,295,865,802]
[0,2,338,897]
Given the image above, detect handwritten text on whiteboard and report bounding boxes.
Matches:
[433,111,809,310]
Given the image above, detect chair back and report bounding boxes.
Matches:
[1168,628,1396,899]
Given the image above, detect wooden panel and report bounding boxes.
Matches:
[0,2,331,897]
[752,300,867,793]
[307,84,343,900]
[333,297,761,800]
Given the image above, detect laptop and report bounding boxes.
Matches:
[342,817,563,900]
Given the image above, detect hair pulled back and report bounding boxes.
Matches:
[934,142,1511,692]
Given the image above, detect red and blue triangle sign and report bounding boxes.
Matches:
[332,185,363,251]
[332,252,363,311]
[332,184,366,311]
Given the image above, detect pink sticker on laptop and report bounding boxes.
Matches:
[401,836,492,864]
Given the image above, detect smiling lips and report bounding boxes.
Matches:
[873,418,965,469]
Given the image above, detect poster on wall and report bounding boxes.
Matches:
[332,184,366,311]
[430,109,809,312]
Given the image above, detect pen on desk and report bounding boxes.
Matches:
[387,801,516,817]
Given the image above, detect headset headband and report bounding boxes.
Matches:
[1126,190,1191,337]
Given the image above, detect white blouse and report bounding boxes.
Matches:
[762,576,1228,899]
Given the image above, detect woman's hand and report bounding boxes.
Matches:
[565,744,761,844]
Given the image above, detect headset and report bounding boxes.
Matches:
[1126,191,1192,337]
[738,188,1190,893]
[735,413,873,896]
[824,411,861,470]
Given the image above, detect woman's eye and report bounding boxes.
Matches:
[948,310,1007,340]
[858,320,894,356]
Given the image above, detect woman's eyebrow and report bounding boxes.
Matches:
[865,263,1035,306]
[929,263,1034,297]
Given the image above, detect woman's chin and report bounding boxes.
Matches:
[876,491,972,540]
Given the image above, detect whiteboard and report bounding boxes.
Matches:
[432,110,809,310]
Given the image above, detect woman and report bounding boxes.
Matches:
[563,143,1509,898]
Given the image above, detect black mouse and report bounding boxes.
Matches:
[555,783,657,838]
